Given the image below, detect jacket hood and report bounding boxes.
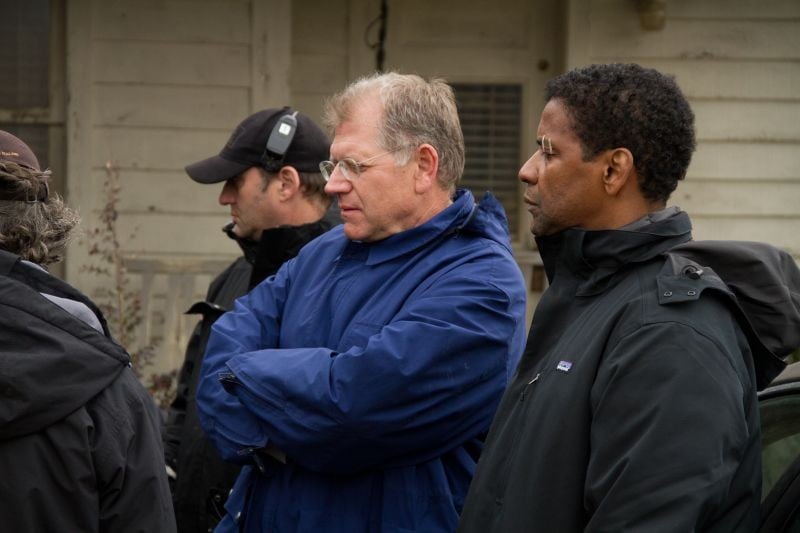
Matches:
[666,240,799,388]
[363,189,513,266]
[0,261,129,440]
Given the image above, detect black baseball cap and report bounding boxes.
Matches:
[185,107,330,184]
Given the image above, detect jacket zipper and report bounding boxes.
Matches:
[519,372,541,402]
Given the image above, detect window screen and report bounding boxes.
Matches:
[453,83,522,236]
[0,0,52,169]
[0,0,50,109]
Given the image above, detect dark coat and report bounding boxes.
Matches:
[163,214,337,533]
[0,251,175,533]
[459,211,796,533]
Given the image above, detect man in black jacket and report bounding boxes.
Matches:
[0,130,176,532]
[458,63,799,532]
[162,108,337,532]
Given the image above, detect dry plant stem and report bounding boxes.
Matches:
[80,161,177,409]
[104,162,126,338]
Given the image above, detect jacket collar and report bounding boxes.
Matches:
[228,209,338,268]
[536,210,693,295]
[360,188,518,266]
[361,189,474,265]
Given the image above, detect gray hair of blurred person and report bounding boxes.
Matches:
[0,161,79,265]
[324,72,465,192]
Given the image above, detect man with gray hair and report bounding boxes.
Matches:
[0,130,175,532]
[196,73,527,532]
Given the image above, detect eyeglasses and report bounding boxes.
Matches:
[319,147,405,182]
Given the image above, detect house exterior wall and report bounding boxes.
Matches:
[567,0,800,258]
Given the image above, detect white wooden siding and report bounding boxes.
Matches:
[93,42,251,87]
[290,0,366,123]
[65,0,268,370]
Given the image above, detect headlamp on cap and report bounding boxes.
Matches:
[262,111,299,173]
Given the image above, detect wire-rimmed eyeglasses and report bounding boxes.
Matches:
[319,146,406,182]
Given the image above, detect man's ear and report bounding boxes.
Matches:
[601,148,635,197]
[277,166,301,200]
[414,143,439,193]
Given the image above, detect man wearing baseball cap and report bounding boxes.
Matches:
[163,108,338,533]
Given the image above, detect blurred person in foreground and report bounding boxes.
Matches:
[196,72,527,532]
[163,108,338,532]
[0,130,175,532]
[458,63,800,532]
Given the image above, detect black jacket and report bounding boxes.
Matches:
[0,251,175,533]
[459,211,797,532]
[163,213,337,533]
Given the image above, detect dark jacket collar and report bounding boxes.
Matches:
[228,206,340,289]
[536,210,693,295]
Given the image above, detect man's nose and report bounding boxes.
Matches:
[324,167,351,195]
[219,181,235,205]
[518,153,539,185]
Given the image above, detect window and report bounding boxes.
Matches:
[0,0,64,181]
[453,83,522,238]
[761,393,800,498]
[0,0,66,277]
[760,386,800,530]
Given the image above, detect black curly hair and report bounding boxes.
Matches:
[545,63,696,203]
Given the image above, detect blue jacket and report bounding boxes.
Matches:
[197,190,527,532]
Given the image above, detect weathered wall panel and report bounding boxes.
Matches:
[674,181,800,216]
[92,0,250,43]
[691,142,799,180]
[591,10,800,59]
[622,60,800,100]
[91,169,225,215]
[93,85,250,128]
[92,127,229,170]
[691,218,800,251]
[115,214,238,255]
[693,101,800,141]
[290,0,352,124]
[395,0,532,48]
[663,0,800,19]
[94,41,250,86]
